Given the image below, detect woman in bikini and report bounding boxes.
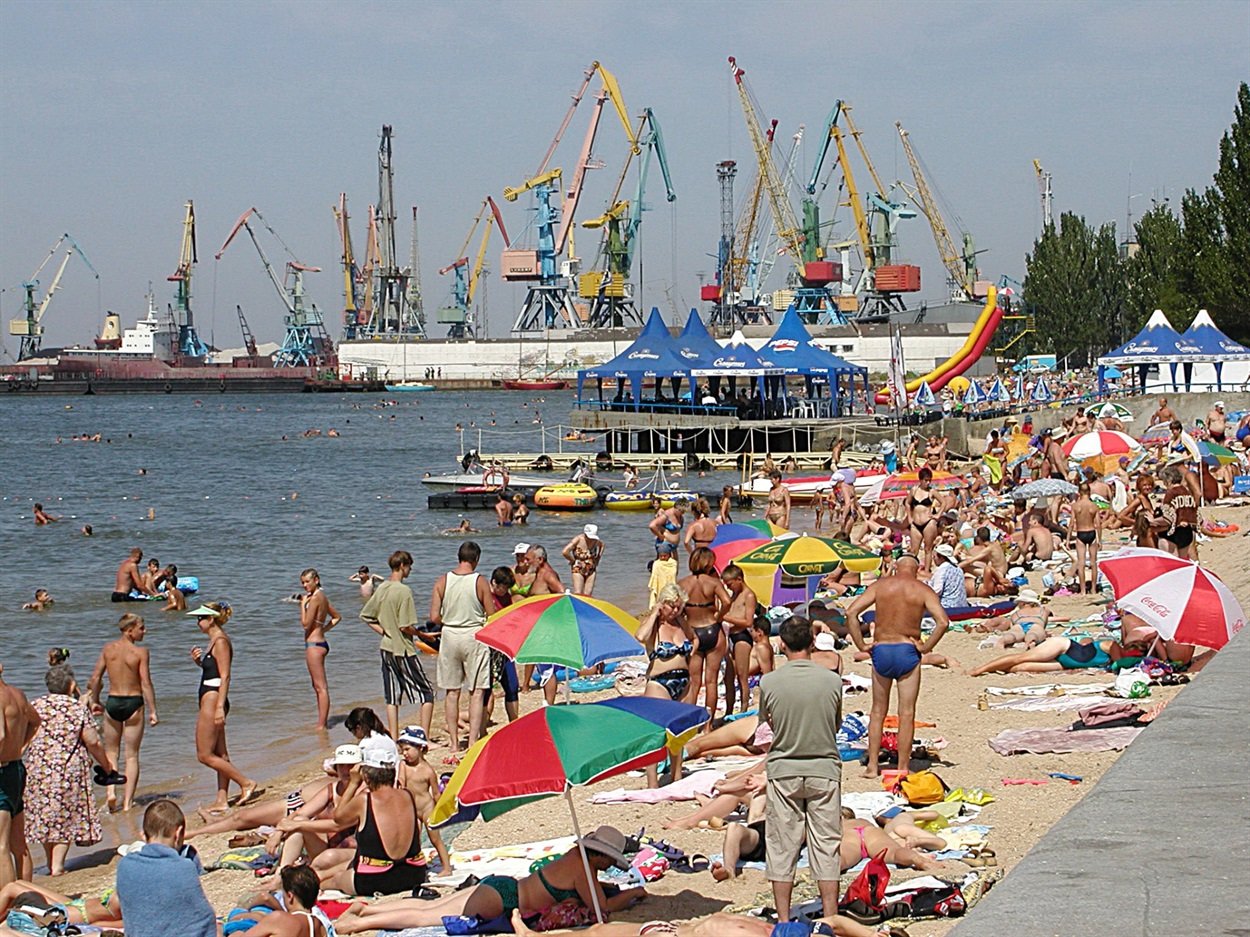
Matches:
[763,471,791,530]
[680,548,732,721]
[637,584,696,705]
[299,568,341,730]
[1066,481,1102,595]
[908,467,940,569]
[987,590,1054,649]
[333,828,645,932]
[189,602,261,812]
[684,498,716,553]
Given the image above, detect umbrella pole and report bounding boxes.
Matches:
[564,788,605,923]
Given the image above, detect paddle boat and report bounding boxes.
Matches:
[384,382,436,392]
[739,468,885,503]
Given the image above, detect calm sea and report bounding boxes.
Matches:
[0,389,739,846]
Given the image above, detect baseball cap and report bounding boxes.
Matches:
[583,524,600,540]
[331,744,362,765]
[360,735,399,768]
[1215,400,1225,409]
[513,542,532,555]
[934,543,957,562]
[397,726,429,749]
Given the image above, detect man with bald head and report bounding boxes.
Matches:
[846,555,950,778]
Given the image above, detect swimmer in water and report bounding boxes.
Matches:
[33,503,59,525]
[350,566,384,599]
[23,588,54,611]
[443,518,478,535]
[300,568,341,730]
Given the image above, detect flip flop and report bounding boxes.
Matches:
[637,835,685,862]
[672,853,710,873]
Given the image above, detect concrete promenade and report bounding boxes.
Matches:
[951,627,1250,936]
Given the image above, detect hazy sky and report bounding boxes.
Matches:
[1,0,1245,353]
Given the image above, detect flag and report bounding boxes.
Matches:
[887,324,908,410]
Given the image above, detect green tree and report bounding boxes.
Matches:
[1125,204,1192,334]
[1023,212,1126,364]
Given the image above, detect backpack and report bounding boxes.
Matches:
[895,769,949,805]
[839,848,890,922]
[884,884,968,919]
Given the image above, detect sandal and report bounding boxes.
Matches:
[672,853,710,873]
[228,832,266,848]
[637,834,685,862]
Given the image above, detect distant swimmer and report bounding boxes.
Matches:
[22,589,53,612]
[87,613,158,812]
[350,566,384,599]
[32,503,59,525]
[81,525,93,537]
[112,548,147,602]
[443,518,478,535]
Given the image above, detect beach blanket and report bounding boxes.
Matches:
[989,695,1113,713]
[988,725,1143,755]
[444,836,577,882]
[985,682,1114,697]
[380,929,449,937]
[590,770,724,804]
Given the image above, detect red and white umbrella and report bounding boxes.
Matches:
[1061,430,1142,460]
[1100,546,1246,649]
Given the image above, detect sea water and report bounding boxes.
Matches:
[0,390,733,846]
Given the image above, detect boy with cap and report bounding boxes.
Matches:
[397,727,451,872]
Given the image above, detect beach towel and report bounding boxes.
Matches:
[590,770,725,804]
[988,725,1143,755]
[988,695,1114,713]
[985,682,1114,697]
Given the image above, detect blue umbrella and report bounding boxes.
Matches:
[913,380,936,406]
[964,380,989,405]
[1030,377,1055,403]
[1012,373,1026,400]
[988,377,1012,403]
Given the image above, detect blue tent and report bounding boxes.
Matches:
[691,330,780,376]
[758,306,870,413]
[1098,308,1231,392]
[1179,309,1250,392]
[1099,309,1191,365]
[672,308,724,368]
[577,307,690,404]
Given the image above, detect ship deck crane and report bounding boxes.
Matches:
[8,233,100,359]
[728,57,843,324]
[502,62,639,332]
[215,207,332,367]
[580,106,676,328]
[439,196,510,338]
[896,121,980,302]
[167,201,208,359]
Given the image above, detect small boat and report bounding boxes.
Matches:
[502,378,568,391]
[739,469,886,503]
[385,382,436,392]
[422,470,551,493]
[534,483,599,510]
[605,490,700,511]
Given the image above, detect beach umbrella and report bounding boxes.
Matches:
[1098,402,1134,423]
[913,380,936,407]
[1011,478,1078,500]
[1012,373,1026,400]
[1195,439,1239,467]
[711,536,771,571]
[476,593,640,670]
[738,518,789,537]
[1100,547,1246,650]
[734,534,882,577]
[429,697,706,921]
[1061,430,1142,460]
[963,380,988,406]
[988,377,1012,403]
[1030,377,1054,403]
[711,523,776,547]
[878,470,969,500]
[1136,423,1173,446]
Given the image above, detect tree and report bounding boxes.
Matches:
[1023,212,1126,364]
[1125,204,1191,335]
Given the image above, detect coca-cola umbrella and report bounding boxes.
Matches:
[1061,430,1142,460]
[1100,546,1246,650]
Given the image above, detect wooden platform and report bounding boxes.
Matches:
[476,450,883,474]
[427,491,757,511]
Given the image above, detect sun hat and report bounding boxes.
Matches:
[360,735,399,769]
[1165,453,1190,466]
[814,632,839,652]
[513,542,532,555]
[1015,589,1042,606]
[332,744,363,765]
[583,524,600,540]
[578,825,630,869]
[933,543,957,562]
[186,602,228,618]
[397,726,429,749]
[767,605,793,626]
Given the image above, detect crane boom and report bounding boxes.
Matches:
[896,121,974,297]
[215,208,294,314]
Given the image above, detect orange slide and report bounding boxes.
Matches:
[875,286,1003,404]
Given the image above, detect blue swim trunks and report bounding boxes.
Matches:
[870,642,922,680]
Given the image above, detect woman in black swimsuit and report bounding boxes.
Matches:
[189,602,259,812]
[908,467,939,569]
[679,548,731,722]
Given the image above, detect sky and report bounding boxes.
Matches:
[1,0,1246,354]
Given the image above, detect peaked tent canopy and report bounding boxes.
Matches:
[1181,309,1250,360]
[761,306,866,377]
[1098,309,1198,365]
[672,308,725,368]
[578,307,690,402]
[691,330,781,376]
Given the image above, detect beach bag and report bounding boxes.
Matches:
[534,899,597,930]
[839,848,890,921]
[884,884,967,919]
[896,769,949,805]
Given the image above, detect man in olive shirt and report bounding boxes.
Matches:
[361,550,434,740]
[758,615,842,923]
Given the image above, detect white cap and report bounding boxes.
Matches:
[934,543,957,561]
[513,542,532,554]
[583,524,600,539]
[1215,400,1225,409]
[813,632,839,652]
[360,735,399,768]
[331,744,362,765]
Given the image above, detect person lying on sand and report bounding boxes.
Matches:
[873,808,947,851]
[508,907,909,937]
[664,758,765,830]
[968,635,1150,676]
[0,879,123,930]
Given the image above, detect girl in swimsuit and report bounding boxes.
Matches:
[679,548,732,724]
[908,467,939,569]
[333,835,646,932]
[764,471,791,530]
[189,602,260,811]
[299,568,341,730]
[684,498,717,553]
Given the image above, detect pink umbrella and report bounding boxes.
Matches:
[1100,546,1246,649]
[1061,430,1141,460]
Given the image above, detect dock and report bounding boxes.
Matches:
[426,490,757,511]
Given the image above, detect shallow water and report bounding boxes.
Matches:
[0,389,740,846]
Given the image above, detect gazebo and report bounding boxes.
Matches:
[760,306,871,416]
[576,308,690,410]
[1097,309,1201,393]
[1178,309,1250,391]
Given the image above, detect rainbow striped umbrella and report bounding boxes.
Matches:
[430,697,706,826]
[738,518,788,537]
[476,593,640,669]
[878,470,968,500]
[1196,439,1239,467]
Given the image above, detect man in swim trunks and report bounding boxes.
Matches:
[112,547,147,602]
[1207,400,1227,443]
[494,492,514,526]
[846,555,950,779]
[86,613,158,812]
[0,663,40,887]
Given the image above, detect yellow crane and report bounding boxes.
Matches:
[896,121,978,301]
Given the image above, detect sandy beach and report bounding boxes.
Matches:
[29,496,1248,935]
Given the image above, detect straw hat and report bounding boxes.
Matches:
[578,826,630,868]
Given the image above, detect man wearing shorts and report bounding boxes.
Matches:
[361,551,433,741]
[847,555,950,779]
[0,663,41,887]
[430,542,493,759]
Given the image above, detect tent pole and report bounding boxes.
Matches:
[565,788,605,923]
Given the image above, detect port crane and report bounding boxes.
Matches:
[1034,159,1054,230]
[579,106,677,328]
[896,121,981,303]
[438,196,510,339]
[168,201,209,359]
[8,233,99,359]
[728,56,842,324]
[808,102,917,320]
[502,61,639,332]
[215,207,333,367]
[333,194,367,339]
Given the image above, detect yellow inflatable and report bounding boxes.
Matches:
[534,483,599,511]
[947,375,971,395]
